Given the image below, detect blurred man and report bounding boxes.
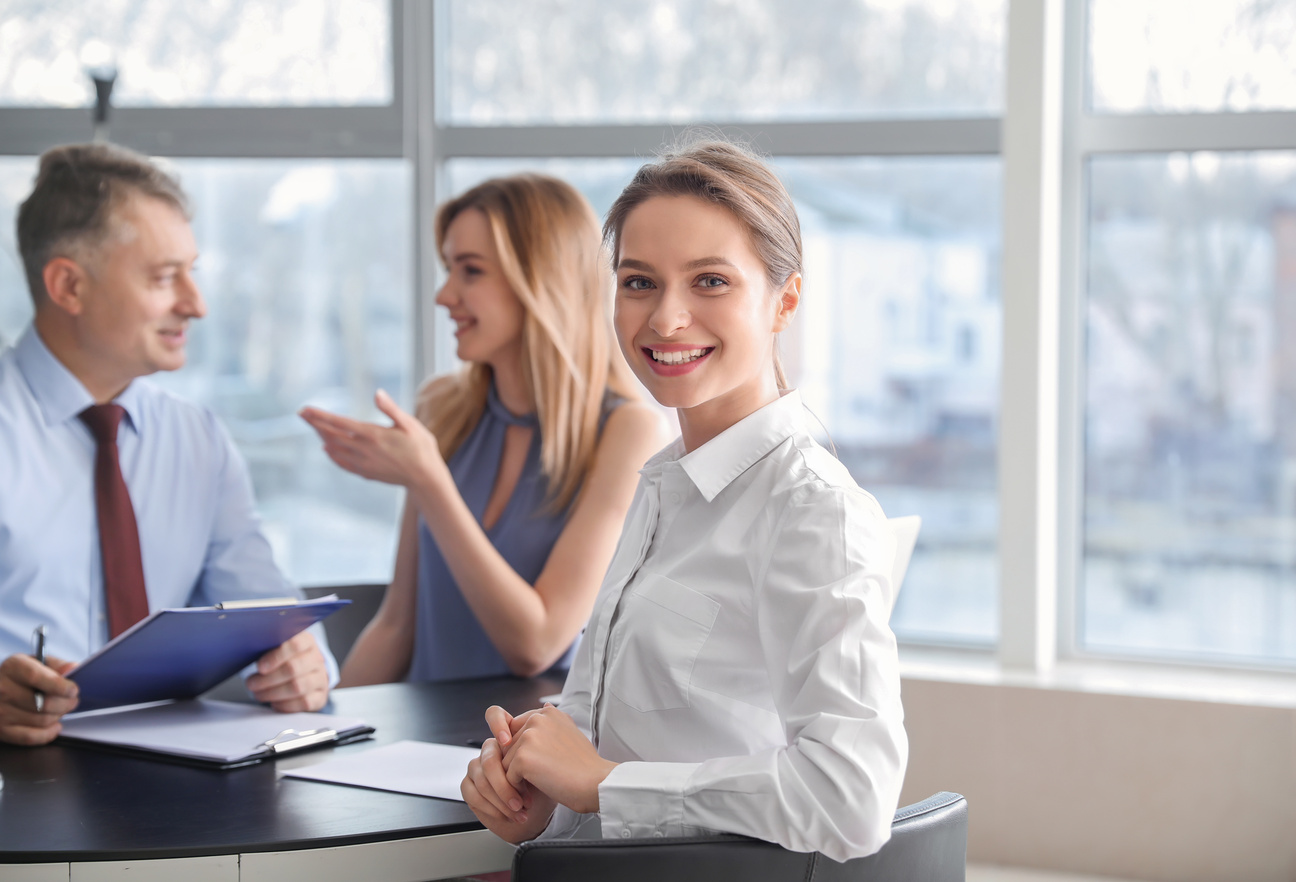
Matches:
[0,143,336,745]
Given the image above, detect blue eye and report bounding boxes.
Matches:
[697,275,726,289]
[622,276,654,291]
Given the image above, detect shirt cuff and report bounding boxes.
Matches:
[598,761,700,840]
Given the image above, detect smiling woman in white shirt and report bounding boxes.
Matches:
[460,140,908,863]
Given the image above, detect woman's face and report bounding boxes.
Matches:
[435,208,527,369]
[613,195,798,442]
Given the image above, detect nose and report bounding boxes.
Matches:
[178,271,207,319]
[647,282,691,338]
[435,279,457,308]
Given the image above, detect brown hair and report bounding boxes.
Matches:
[603,138,802,389]
[16,142,190,303]
[418,173,639,510]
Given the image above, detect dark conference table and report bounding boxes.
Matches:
[0,674,564,882]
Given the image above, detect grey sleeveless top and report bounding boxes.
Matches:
[407,383,621,682]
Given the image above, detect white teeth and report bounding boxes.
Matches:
[651,348,709,365]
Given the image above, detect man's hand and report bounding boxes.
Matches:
[0,653,78,746]
[246,632,329,712]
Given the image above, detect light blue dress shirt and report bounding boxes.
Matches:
[0,324,337,681]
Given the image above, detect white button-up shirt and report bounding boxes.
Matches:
[542,391,907,862]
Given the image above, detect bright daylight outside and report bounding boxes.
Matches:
[4,0,1296,668]
[1083,0,1296,664]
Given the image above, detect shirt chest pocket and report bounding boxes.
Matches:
[607,574,720,713]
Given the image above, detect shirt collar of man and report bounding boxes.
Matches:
[641,389,807,503]
[14,324,146,436]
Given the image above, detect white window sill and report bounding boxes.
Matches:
[898,646,1296,710]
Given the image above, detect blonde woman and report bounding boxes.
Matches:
[300,174,665,683]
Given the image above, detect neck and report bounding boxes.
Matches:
[488,349,534,417]
[676,374,782,453]
[33,311,133,404]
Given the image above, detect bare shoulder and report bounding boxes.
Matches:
[600,401,670,456]
[414,373,460,421]
[418,373,459,398]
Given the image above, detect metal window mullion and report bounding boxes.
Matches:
[1055,0,1090,661]
[432,117,1001,159]
[999,0,1066,672]
[406,0,440,386]
[1079,110,1296,155]
[0,105,403,159]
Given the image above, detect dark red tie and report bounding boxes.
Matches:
[80,404,149,638]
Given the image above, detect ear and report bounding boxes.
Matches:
[772,272,801,333]
[41,257,91,317]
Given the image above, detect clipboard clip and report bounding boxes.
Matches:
[263,727,338,754]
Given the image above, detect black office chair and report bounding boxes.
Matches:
[510,790,967,882]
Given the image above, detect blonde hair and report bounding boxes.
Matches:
[603,139,802,390]
[418,174,638,509]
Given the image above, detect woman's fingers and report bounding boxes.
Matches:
[482,741,527,818]
[299,406,370,436]
[461,766,510,824]
[471,739,527,822]
[484,705,515,747]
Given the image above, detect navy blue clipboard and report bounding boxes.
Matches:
[68,598,349,713]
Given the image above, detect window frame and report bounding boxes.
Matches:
[3,0,1288,677]
[1055,0,1296,672]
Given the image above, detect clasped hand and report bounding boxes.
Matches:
[461,703,617,843]
[299,389,446,492]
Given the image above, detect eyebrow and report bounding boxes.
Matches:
[450,252,488,263]
[617,256,738,272]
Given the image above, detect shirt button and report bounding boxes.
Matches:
[669,492,681,504]
[621,829,632,838]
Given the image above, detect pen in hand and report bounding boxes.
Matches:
[31,625,46,713]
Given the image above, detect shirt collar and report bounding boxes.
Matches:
[668,390,806,503]
[14,324,145,435]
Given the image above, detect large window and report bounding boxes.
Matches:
[7,0,1292,674]
[1073,0,1296,667]
[443,0,1003,124]
[437,0,1006,647]
[0,0,391,107]
[0,1,407,588]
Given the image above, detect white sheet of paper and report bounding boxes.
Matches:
[59,700,369,764]
[282,739,479,801]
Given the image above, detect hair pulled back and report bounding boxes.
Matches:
[603,139,802,389]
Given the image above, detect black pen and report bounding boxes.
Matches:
[31,625,47,713]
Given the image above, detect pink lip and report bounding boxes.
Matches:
[450,315,476,337]
[159,328,187,347]
[641,345,714,377]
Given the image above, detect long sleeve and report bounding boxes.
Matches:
[595,484,906,862]
[198,413,339,686]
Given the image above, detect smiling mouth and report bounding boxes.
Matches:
[647,347,713,365]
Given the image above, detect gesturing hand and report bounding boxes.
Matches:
[299,389,446,491]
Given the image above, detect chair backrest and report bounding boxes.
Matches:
[887,514,922,613]
[511,791,967,882]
